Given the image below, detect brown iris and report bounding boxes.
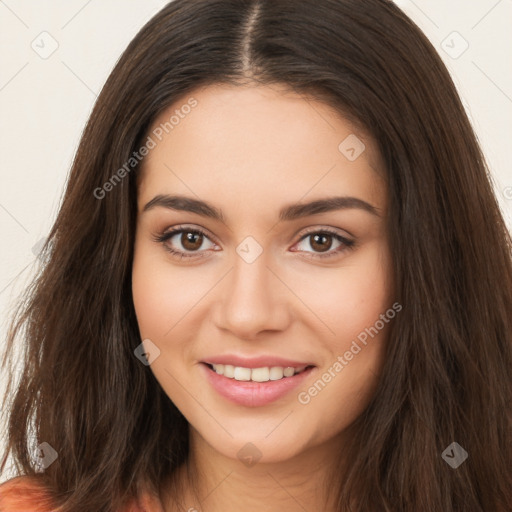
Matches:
[181,231,203,251]
[309,233,333,253]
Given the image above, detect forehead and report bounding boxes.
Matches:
[137,83,386,217]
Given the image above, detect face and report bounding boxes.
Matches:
[132,83,394,464]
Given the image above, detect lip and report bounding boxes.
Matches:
[200,362,316,407]
[201,354,314,369]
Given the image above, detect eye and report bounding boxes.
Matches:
[152,225,355,261]
[152,225,217,260]
[292,228,355,259]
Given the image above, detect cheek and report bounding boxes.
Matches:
[131,246,199,403]
[299,243,393,348]
[132,256,172,339]
[292,244,392,411]
[131,242,201,340]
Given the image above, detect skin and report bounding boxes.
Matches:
[132,82,394,512]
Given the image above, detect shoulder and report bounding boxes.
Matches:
[0,475,57,511]
[0,475,166,512]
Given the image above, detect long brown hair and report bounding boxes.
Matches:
[1,0,511,510]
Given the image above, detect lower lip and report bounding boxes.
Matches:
[200,363,316,407]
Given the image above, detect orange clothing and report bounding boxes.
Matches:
[0,476,165,512]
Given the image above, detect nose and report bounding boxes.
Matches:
[213,249,291,340]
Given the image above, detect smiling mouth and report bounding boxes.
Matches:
[204,363,315,383]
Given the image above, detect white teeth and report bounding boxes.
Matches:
[283,367,295,377]
[210,364,309,382]
[223,365,235,378]
[234,367,251,381]
[269,367,284,380]
[251,367,270,382]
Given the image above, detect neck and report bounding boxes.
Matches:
[162,428,348,512]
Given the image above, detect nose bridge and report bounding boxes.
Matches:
[215,243,289,337]
[232,248,271,303]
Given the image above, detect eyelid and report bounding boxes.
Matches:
[291,226,355,259]
[158,224,219,244]
[151,224,218,259]
[157,224,352,244]
[295,225,354,240]
[154,224,355,260]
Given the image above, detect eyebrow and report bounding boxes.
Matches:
[142,194,380,222]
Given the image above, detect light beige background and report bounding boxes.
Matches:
[1,0,511,481]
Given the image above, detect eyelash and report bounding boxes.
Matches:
[152,225,356,261]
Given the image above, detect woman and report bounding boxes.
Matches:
[1,0,511,510]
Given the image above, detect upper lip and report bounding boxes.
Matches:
[201,354,315,369]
